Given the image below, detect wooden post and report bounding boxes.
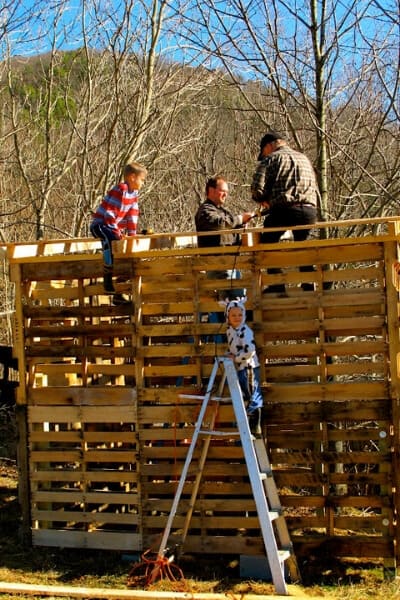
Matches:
[383,221,400,577]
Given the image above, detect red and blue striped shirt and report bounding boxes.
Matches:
[91,183,139,238]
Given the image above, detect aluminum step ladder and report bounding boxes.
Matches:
[153,356,300,595]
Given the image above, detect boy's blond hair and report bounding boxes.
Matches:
[124,161,148,177]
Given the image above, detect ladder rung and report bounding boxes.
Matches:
[259,468,273,480]
[178,395,232,402]
[269,510,281,521]
[210,396,231,403]
[278,549,291,562]
[199,430,240,437]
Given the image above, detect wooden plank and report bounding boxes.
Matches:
[28,405,136,423]
[266,361,386,379]
[292,536,394,558]
[0,581,303,600]
[32,510,140,525]
[32,491,138,503]
[334,516,390,530]
[141,301,195,315]
[28,387,137,405]
[142,514,262,528]
[25,346,135,359]
[255,244,384,270]
[269,450,389,464]
[265,381,388,403]
[32,529,141,550]
[280,495,389,508]
[30,470,138,483]
[87,364,135,376]
[144,532,265,555]
[23,304,132,318]
[264,340,386,359]
[138,323,196,336]
[261,316,385,337]
[30,449,136,463]
[138,344,198,358]
[264,397,390,416]
[26,323,134,337]
[273,471,389,487]
[143,364,197,377]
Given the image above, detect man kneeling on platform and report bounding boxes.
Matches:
[220,297,263,437]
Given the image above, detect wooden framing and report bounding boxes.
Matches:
[7,218,400,570]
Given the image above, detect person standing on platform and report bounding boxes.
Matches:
[251,131,319,294]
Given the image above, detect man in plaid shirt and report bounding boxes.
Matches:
[251,131,319,294]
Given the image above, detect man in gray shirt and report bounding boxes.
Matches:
[195,175,253,300]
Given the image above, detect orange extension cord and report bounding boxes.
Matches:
[127,548,187,589]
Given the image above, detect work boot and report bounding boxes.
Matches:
[112,293,131,306]
[103,270,115,293]
[248,408,262,437]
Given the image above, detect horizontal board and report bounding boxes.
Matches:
[32,529,142,550]
[32,510,140,525]
[29,405,136,422]
[30,449,137,463]
[28,387,137,405]
[30,470,138,483]
[32,491,138,503]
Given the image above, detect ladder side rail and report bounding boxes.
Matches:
[179,399,219,546]
[254,439,302,583]
[253,440,278,503]
[222,357,288,595]
[156,359,221,558]
[179,367,227,546]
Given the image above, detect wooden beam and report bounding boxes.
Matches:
[0,581,324,600]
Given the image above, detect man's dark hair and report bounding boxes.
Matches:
[206,175,226,195]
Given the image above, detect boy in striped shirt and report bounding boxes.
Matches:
[90,161,147,304]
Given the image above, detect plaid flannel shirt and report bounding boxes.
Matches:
[251,146,318,208]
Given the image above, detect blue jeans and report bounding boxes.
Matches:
[238,366,263,413]
[90,222,119,267]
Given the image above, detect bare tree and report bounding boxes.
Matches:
[1,0,231,240]
[177,0,399,231]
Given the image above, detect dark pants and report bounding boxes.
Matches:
[90,223,120,267]
[261,203,317,278]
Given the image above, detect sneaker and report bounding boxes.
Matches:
[112,293,131,306]
[247,408,262,437]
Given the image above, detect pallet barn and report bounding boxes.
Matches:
[6,217,400,573]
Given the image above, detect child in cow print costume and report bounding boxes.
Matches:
[221,297,263,436]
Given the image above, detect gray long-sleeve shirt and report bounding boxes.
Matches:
[195,199,243,248]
